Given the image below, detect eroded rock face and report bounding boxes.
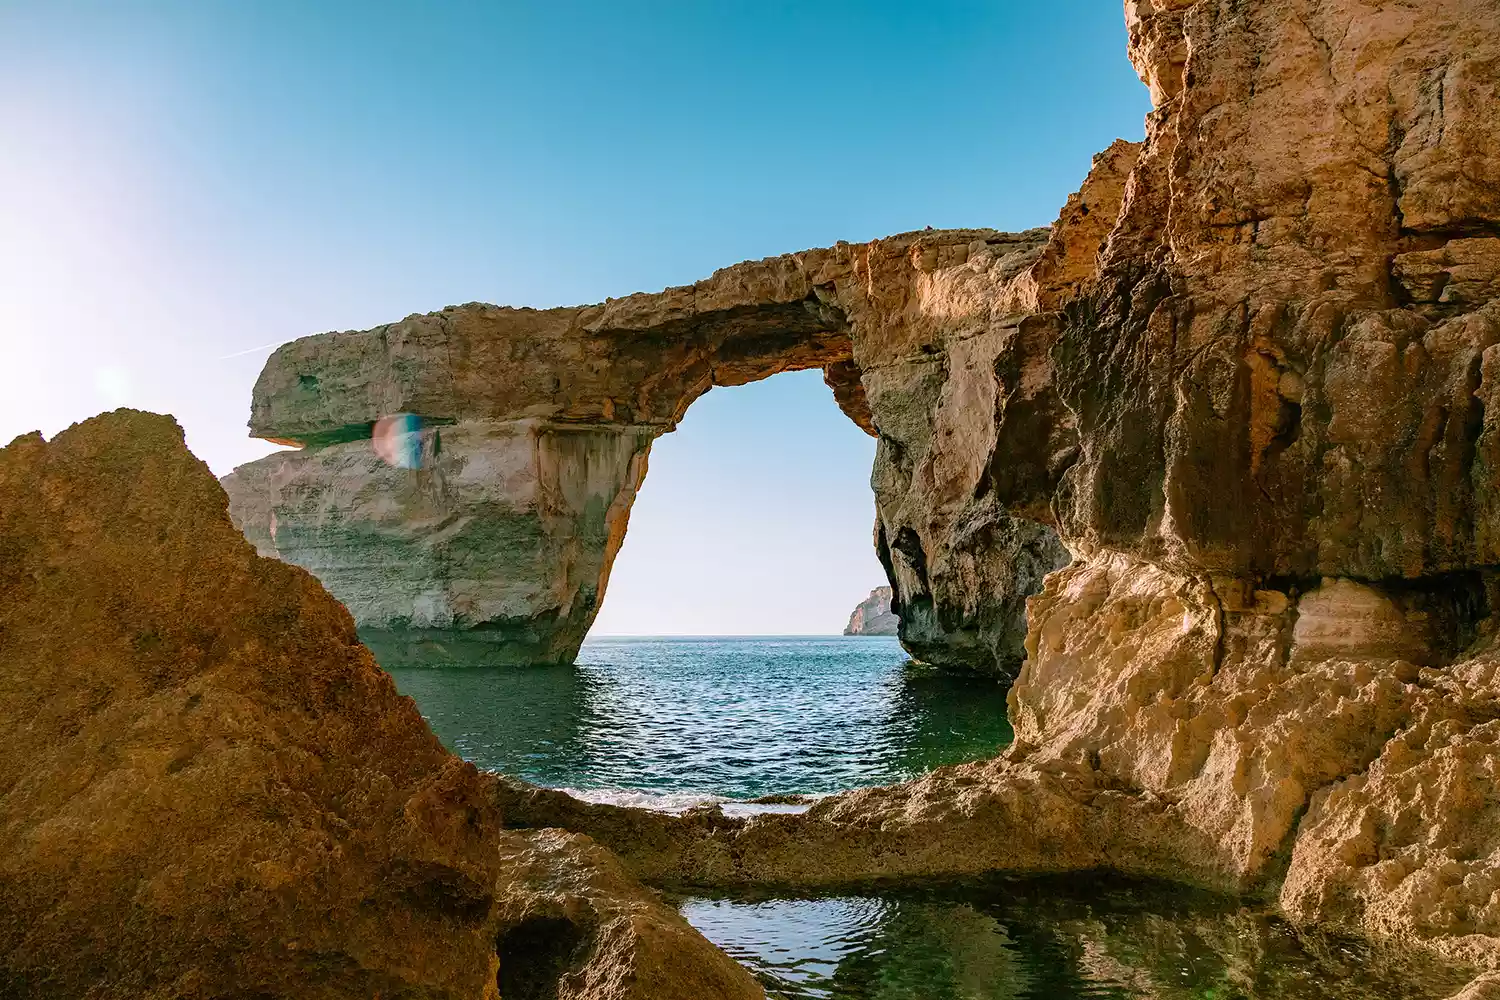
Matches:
[221,0,1500,982]
[1004,0,1500,963]
[1042,0,1500,582]
[0,410,760,998]
[226,419,652,666]
[1280,650,1500,972]
[223,257,865,666]
[843,586,899,635]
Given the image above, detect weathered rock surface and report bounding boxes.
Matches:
[222,264,863,666]
[225,418,652,666]
[1279,648,1500,971]
[843,586,899,635]
[225,224,1077,675]
[0,410,761,998]
[1008,0,1500,968]
[489,561,1475,892]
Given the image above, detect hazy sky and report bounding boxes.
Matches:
[0,1,1150,635]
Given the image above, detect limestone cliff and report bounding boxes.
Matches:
[219,0,1500,988]
[221,263,859,666]
[844,586,899,636]
[12,0,1500,991]
[0,410,761,999]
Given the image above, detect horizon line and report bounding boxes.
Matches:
[583,632,895,638]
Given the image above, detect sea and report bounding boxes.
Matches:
[383,635,1473,1000]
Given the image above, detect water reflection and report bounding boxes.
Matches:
[375,638,1472,996]
[380,635,1013,798]
[678,877,1475,1000]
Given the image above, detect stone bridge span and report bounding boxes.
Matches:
[223,222,1083,671]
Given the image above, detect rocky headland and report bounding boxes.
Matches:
[7,0,1500,995]
[844,586,900,636]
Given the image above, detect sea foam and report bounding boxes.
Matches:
[560,787,814,816]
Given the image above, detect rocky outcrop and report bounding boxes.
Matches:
[1004,0,1500,964]
[0,410,761,998]
[222,269,865,666]
[1279,648,1500,974]
[225,418,654,667]
[11,0,1500,989]
[843,586,899,635]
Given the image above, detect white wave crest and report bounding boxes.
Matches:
[558,787,815,816]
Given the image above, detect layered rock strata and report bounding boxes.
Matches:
[843,585,899,635]
[0,410,760,999]
[221,0,1500,989]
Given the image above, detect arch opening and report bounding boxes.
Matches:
[588,370,881,638]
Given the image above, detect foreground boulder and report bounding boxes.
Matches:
[0,410,760,999]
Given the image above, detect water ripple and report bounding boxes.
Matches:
[676,880,1478,1000]
[382,639,1478,1000]
[384,635,1014,798]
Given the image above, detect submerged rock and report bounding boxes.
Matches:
[843,586,899,636]
[0,410,760,998]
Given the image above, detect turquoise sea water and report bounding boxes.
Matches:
[383,636,1473,1000]
[385,635,1013,801]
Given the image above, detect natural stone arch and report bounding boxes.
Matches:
[225,255,869,667]
[221,198,1131,671]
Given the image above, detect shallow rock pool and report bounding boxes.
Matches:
[674,877,1472,1000]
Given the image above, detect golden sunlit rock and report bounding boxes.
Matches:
[0,410,761,999]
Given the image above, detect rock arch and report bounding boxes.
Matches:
[221,204,1126,671]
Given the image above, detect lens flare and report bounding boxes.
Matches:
[372,413,423,469]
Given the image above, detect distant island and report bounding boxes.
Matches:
[844,586,899,636]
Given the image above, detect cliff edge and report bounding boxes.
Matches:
[483,0,1500,990]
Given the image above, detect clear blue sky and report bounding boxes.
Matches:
[0,1,1150,634]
